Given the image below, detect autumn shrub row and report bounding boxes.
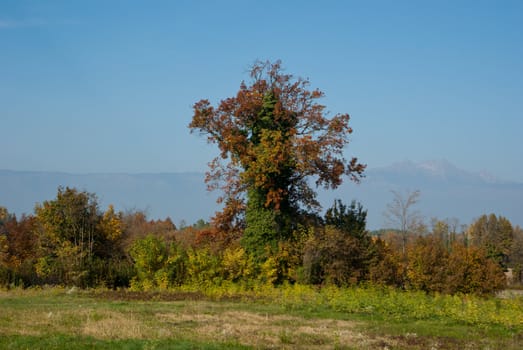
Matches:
[0,189,517,296]
[122,230,507,298]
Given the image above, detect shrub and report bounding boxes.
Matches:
[302,226,369,286]
[129,235,168,290]
[221,247,256,283]
[368,238,405,288]
[406,235,449,292]
[445,243,506,295]
[186,248,221,286]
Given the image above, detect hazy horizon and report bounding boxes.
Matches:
[2,158,521,185]
[2,159,522,230]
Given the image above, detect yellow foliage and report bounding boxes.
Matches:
[259,256,278,285]
[221,247,255,282]
[154,270,170,290]
[101,205,123,241]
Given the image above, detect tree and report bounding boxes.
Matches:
[509,226,523,284]
[303,226,366,286]
[189,60,365,258]
[0,207,12,269]
[445,242,506,295]
[34,187,126,286]
[466,214,514,268]
[302,200,372,286]
[368,238,404,287]
[383,189,423,255]
[129,235,168,290]
[35,187,101,271]
[406,235,449,293]
[430,217,461,252]
[119,210,176,253]
[0,206,14,227]
[2,215,40,286]
[324,200,367,239]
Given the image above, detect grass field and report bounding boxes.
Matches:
[1,286,522,349]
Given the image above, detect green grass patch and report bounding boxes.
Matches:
[1,285,522,349]
[0,334,252,350]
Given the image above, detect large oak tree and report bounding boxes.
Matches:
[189,60,365,257]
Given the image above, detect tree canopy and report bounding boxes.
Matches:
[189,60,365,251]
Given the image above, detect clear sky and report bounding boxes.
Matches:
[1,0,522,182]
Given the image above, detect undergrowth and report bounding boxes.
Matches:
[93,282,523,332]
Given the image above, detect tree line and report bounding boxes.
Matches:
[2,60,521,295]
[1,187,521,295]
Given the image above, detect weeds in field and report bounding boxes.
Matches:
[167,282,523,332]
[1,285,522,349]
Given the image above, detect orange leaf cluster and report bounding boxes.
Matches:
[189,60,365,233]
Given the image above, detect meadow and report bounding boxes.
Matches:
[1,285,522,349]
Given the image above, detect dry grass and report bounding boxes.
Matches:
[0,293,396,349]
[1,288,522,349]
[155,310,382,349]
[82,310,149,339]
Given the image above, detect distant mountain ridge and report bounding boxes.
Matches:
[320,160,523,229]
[368,160,503,185]
[1,160,522,229]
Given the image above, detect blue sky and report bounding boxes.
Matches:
[1,0,522,182]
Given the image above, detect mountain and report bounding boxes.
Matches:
[318,160,523,229]
[1,160,522,229]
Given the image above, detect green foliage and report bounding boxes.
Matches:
[192,218,210,230]
[34,241,86,286]
[162,245,188,287]
[0,187,518,297]
[263,239,302,285]
[87,257,134,289]
[185,248,221,287]
[129,235,168,290]
[1,287,522,349]
[129,235,167,276]
[35,187,100,250]
[33,187,127,287]
[324,200,367,238]
[190,60,365,242]
[242,189,279,261]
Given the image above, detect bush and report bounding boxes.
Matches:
[221,247,256,283]
[406,236,449,292]
[404,236,506,295]
[186,248,221,286]
[445,243,506,295]
[302,226,369,286]
[129,235,168,290]
[368,238,405,288]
